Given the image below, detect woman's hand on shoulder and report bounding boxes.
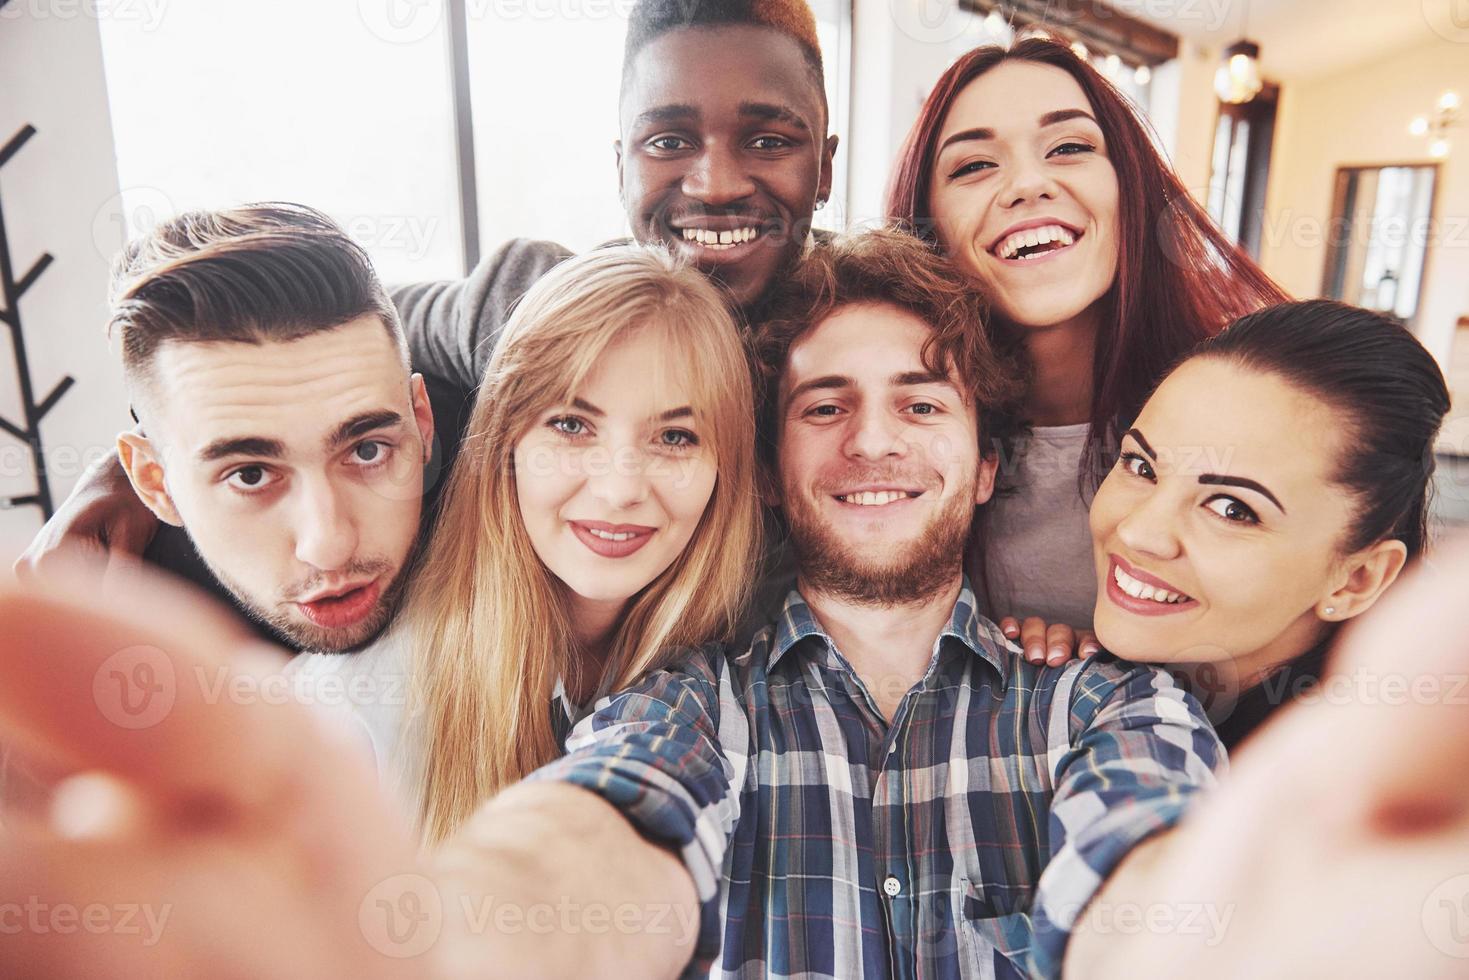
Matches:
[998,616,1100,666]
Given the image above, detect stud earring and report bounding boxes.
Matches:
[815,198,827,211]
[1324,606,1336,616]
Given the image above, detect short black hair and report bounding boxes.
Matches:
[621,0,827,115]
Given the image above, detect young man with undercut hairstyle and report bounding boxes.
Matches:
[107,202,437,654]
[19,0,840,614]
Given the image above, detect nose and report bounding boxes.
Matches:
[584,444,652,511]
[843,403,909,463]
[1114,488,1183,562]
[681,141,757,207]
[998,154,1058,210]
[293,476,360,571]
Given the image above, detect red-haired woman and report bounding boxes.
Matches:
[887,38,1288,664]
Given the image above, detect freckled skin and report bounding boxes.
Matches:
[130,317,433,651]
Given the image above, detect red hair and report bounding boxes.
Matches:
[887,38,1289,484]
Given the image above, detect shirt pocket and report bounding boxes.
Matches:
[954,877,1032,977]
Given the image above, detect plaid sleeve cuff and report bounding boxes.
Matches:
[1024,660,1226,979]
[1026,794,1193,978]
[526,647,744,974]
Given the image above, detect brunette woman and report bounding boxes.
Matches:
[887,38,1288,661]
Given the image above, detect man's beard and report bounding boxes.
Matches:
[782,472,974,608]
[203,553,411,653]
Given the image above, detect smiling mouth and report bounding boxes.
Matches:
[679,226,764,250]
[833,489,925,507]
[990,224,1082,262]
[1112,562,1193,605]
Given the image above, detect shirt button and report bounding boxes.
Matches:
[882,876,902,898]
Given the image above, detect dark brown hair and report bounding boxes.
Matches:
[1185,300,1451,562]
[887,39,1290,488]
[109,202,402,389]
[752,228,1025,472]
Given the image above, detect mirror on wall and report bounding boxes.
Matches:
[1321,163,1437,323]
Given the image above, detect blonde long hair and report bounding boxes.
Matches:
[408,245,761,844]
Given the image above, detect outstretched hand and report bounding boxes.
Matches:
[0,566,425,979]
[1066,535,1469,979]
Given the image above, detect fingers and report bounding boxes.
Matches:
[1019,617,1048,665]
[0,564,310,811]
[1235,534,1469,826]
[1010,618,1090,666]
[1044,623,1077,666]
[1079,630,1100,659]
[1323,534,1469,822]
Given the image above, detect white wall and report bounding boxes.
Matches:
[0,9,130,565]
[1260,36,1469,371]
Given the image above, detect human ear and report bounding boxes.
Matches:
[116,431,183,527]
[1318,539,1410,623]
[973,448,999,506]
[816,134,839,211]
[614,139,626,204]
[409,374,436,464]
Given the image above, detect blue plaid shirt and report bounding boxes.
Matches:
[530,583,1225,978]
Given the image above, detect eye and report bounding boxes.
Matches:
[549,415,590,438]
[1120,451,1155,481]
[805,403,843,418]
[348,440,390,467]
[659,428,699,449]
[225,465,278,493]
[1049,141,1096,157]
[905,402,940,416]
[646,135,691,152]
[948,159,995,180]
[1204,495,1260,525]
[749,134,794,151]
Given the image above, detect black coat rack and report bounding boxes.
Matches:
[1,125,75,520]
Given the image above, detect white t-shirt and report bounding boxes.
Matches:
[282,623,423,821]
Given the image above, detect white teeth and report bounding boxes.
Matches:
[995,224,1078,260]
[587,528,636,542]
[681,227,760,249]
[1113,565,1191,605]
[838,490,910,507]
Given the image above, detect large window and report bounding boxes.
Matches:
[97,1,852,276]
[463,0,853,253]
[97,1,466,283]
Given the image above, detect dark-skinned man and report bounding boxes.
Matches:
[15,0,840,619]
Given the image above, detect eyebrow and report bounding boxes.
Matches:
[1199,474,1287,514]
[786,370,956,405]
[631,103,699,130]
[738,101,811,133]
[1124,428,1157,460]
[937,108,1101,154]
[197,410,404,465]
[327,410,405,450]
[198,436,286,463]
[570,397,694,423]
[1125,429,1286,514]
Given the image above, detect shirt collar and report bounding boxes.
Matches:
[765,578,1014,685]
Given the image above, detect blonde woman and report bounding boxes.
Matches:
[399,244,762,843]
